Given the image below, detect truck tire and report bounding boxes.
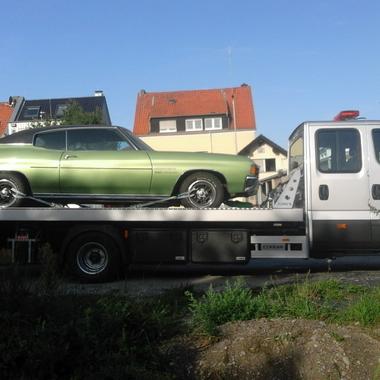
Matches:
[0,173,28,208]
[179,172,224,209]
[66,232,121,283]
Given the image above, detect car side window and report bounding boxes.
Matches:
[34,131,66,150]
[67,129,132,151]
[317,128,361,173]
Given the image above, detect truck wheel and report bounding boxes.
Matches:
[0,174,27,208]
[179,172,224,209]
[66,232,120,283]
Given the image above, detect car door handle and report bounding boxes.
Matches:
[372,184,380,200]
[319,184,329,200]
[63,154,78,160]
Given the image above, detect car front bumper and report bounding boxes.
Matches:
[234,175,259,197]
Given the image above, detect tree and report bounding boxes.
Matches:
[61,101,103,125]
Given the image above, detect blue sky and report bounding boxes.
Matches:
[1,0,379,147]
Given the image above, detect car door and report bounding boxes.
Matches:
[25,130,66,194]
[59,128,152,196]
[309,124,371,251]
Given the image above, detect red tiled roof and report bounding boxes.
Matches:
[133,85,256,135]
[0,103,12,136]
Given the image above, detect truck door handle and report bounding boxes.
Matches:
[319,184,329,200]
[63,154,78,160]
[372,184,380,200]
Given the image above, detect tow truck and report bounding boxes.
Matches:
[1,110,379,282]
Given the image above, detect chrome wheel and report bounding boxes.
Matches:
[0,179,18,208]
[76,242,109,275]
[188,179,217,208]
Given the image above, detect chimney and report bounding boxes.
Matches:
[94,90,104,97]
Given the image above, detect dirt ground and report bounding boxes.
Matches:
[62,263,380,379]
[166,319,380,380]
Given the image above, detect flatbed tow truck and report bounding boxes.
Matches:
[1,112,379,282]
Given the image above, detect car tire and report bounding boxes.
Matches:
[66,232,121,283]
[179,172,224,209]
[0,173,28,208]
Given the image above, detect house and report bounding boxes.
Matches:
[133,84,256,154]
[239,134,288,201]
[7,91,111,135]
[0,101,13,137]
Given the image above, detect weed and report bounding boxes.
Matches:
[36,243,62,296]
[343,288,380,326]
[186,277,372,335]
[186,278,257,335]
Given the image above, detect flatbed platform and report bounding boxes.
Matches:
[0,207,304,223]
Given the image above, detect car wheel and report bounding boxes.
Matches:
[66,232,120,283]
[179,172,224,209]
[0,174,27,208]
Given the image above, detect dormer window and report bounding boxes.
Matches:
[205,117,222,131]
[55,104,68,118]
[185,119,203,132]
[159,120,177,133]
[23,106,40,120]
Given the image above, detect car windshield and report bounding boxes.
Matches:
[118,127,153,151]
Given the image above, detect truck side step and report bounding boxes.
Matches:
[250,235,308,258]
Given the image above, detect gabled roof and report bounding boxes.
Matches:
[133,84,256,135]
[13,96,111,124]
[0,103,13,136]
[239,134,287,157]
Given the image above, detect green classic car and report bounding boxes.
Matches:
[0,125,258,209]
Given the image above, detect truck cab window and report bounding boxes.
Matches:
[372,129,380,163]
[289,136,304,171]
[317,129,361,173]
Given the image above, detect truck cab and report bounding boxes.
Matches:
[289,119,380,256]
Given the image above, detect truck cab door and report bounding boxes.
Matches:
[309,125,371,252]
[367,127,380,247]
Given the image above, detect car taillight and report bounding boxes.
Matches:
[333,110,360,121]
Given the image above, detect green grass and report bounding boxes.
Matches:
[186,277,376,335]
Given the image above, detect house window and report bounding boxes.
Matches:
[205,117,222,131]
[265,159,276,172]
[55,104,68,118]
[159,120,177,133]
[185,119,203,132]
[23,106,40,120]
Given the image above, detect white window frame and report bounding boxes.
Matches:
[185,118,203,132]
[204,117,222,131]
[159,120,177,133]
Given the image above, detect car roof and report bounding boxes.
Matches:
[0,125,121,144]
